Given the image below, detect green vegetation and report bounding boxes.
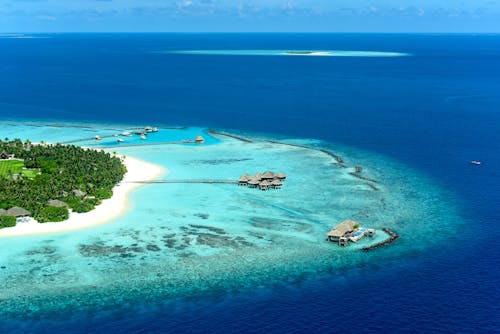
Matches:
[0,160,39,178]
[0,215,16,228]
[0,139,126,225]
[37,206,69,222]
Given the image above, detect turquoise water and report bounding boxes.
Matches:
[0,121,464,319]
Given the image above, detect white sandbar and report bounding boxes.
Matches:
[0,156,165,238]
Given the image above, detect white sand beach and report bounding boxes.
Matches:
[0,156,165,238]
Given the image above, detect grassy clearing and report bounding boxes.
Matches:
[0,160,39,178]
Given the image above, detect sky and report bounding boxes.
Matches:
[0,0,499,33]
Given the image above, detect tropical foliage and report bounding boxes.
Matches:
[0,139,126,224]
[0,215,16,228]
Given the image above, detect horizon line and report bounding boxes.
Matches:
[2,31,500,35]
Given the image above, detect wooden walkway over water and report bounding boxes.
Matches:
[125,179,238,184]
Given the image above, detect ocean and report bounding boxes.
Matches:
[0,33,499,333]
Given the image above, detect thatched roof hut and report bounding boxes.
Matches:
[195,135,205,143]
[253,173,263,181]
[72,189,86,198]
[271,179,283,186]
[276,172,287,179]
[6,206,31,217]
[238,174,250,184]
[239,173,251,181]
[327,220,357,238]
[262,171,275,179]
[47,199,68,208]
[248,178,260,185]
[260,180,271,186]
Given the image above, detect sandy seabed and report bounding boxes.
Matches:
[0,156,165,238]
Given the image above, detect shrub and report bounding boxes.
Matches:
[36,206,69,223]
[0,215,16,229]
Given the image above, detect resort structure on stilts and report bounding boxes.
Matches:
[326,220,376,247]
[238,171,287,191]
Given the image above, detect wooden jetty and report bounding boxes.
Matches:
[125,179,238,184]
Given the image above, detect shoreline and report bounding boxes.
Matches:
[0,156,165,238]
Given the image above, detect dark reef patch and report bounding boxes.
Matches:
[78,242,145,257]
[193,213,210,219]
[25,246,58,256]
[189,224,226,234]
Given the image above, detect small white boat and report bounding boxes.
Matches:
[95,135,102,141]
[145,126,153,133]
[122,132,132,137]
[152,127,159,132]
[140,133,147,140]
[113,134,119,137]
[117,138,124,143]
[471,161,481,165]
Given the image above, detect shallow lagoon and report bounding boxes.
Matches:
[0,121,464,321]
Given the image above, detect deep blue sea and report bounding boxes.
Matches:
[1,33,499,333]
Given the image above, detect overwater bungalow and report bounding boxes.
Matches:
[145,126,153,133]
[270,179,283,189]
[327,220,357,244]
[238,174,251,186]
[327,220,376,246]
[276,172,287,180]
[259,180,271,191]
[262,171,275,180]
[195,135,205,144]
[140,133,147,140]
[122,132,132,137]
[247,178,260,188]
[253,172,263,181]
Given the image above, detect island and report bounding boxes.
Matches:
[0,139,126,227]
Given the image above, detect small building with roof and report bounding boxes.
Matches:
[195,135,205,144]
[72,189,86,198]
[247,178,260,188]
[6,206,31,217]
[261,171,275,180]
[47,199,69,208]
[0,151,12,160]
[276,172,287,180]
[238,174,251,186]
[327,220,358,243]
[270,179,283,189]
[259,180,271,191]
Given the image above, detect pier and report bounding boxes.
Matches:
[60,135,118,144]
[125,179,238,184]
[361,228,399,251]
